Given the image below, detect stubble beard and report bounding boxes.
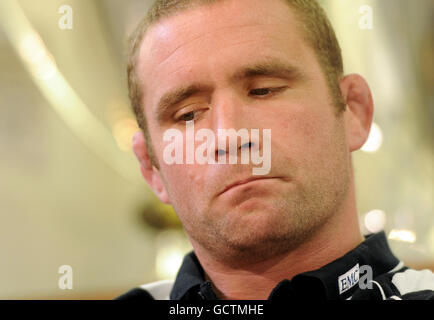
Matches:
[184,136,351,266]
[184,166,351,267]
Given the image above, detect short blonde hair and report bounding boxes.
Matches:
[127,0,345,165]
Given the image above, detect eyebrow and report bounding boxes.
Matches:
[155,84,212,123]
[230,59,304,83]
[154,59,304,123]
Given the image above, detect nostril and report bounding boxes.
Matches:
[216,142,252,157]
[240,142,253,149]
[217,149,226,156]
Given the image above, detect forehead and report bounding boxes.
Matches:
[137,0,314,124]
[142,0,301,59]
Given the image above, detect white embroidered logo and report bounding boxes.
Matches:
[338,264,360,294]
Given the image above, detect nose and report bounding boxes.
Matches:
[211,91,256,162]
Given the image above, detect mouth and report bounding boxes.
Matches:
[218,176,279,196]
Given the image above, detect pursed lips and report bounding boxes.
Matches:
[217,176,279,196]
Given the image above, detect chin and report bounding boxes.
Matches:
[219,234,296,264]
[223,220,296,253]
[210,207,327,263]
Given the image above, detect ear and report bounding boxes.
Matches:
[340,74,374,152]
[132,131,170,204]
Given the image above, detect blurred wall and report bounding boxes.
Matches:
[0,0,432,299]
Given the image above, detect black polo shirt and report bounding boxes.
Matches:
[117,231,434,300]
[170,231,400,300]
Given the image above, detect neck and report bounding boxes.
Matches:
[191,182,364,300]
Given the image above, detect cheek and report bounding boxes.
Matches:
[160,164,208,203]
[268,103,344,169]
[151,127,209,201]
[270,105,326,146]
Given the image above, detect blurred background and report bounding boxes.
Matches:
[0,0,432,299]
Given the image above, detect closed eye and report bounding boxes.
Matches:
[175,108,207,123]
[249,86,288,97]
[178,111,196,122]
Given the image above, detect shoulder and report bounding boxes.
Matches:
[115,279,175,300]
[351,266,434,300]
[389,268,434,300]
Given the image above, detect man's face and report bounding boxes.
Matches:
[137,0,351,260]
